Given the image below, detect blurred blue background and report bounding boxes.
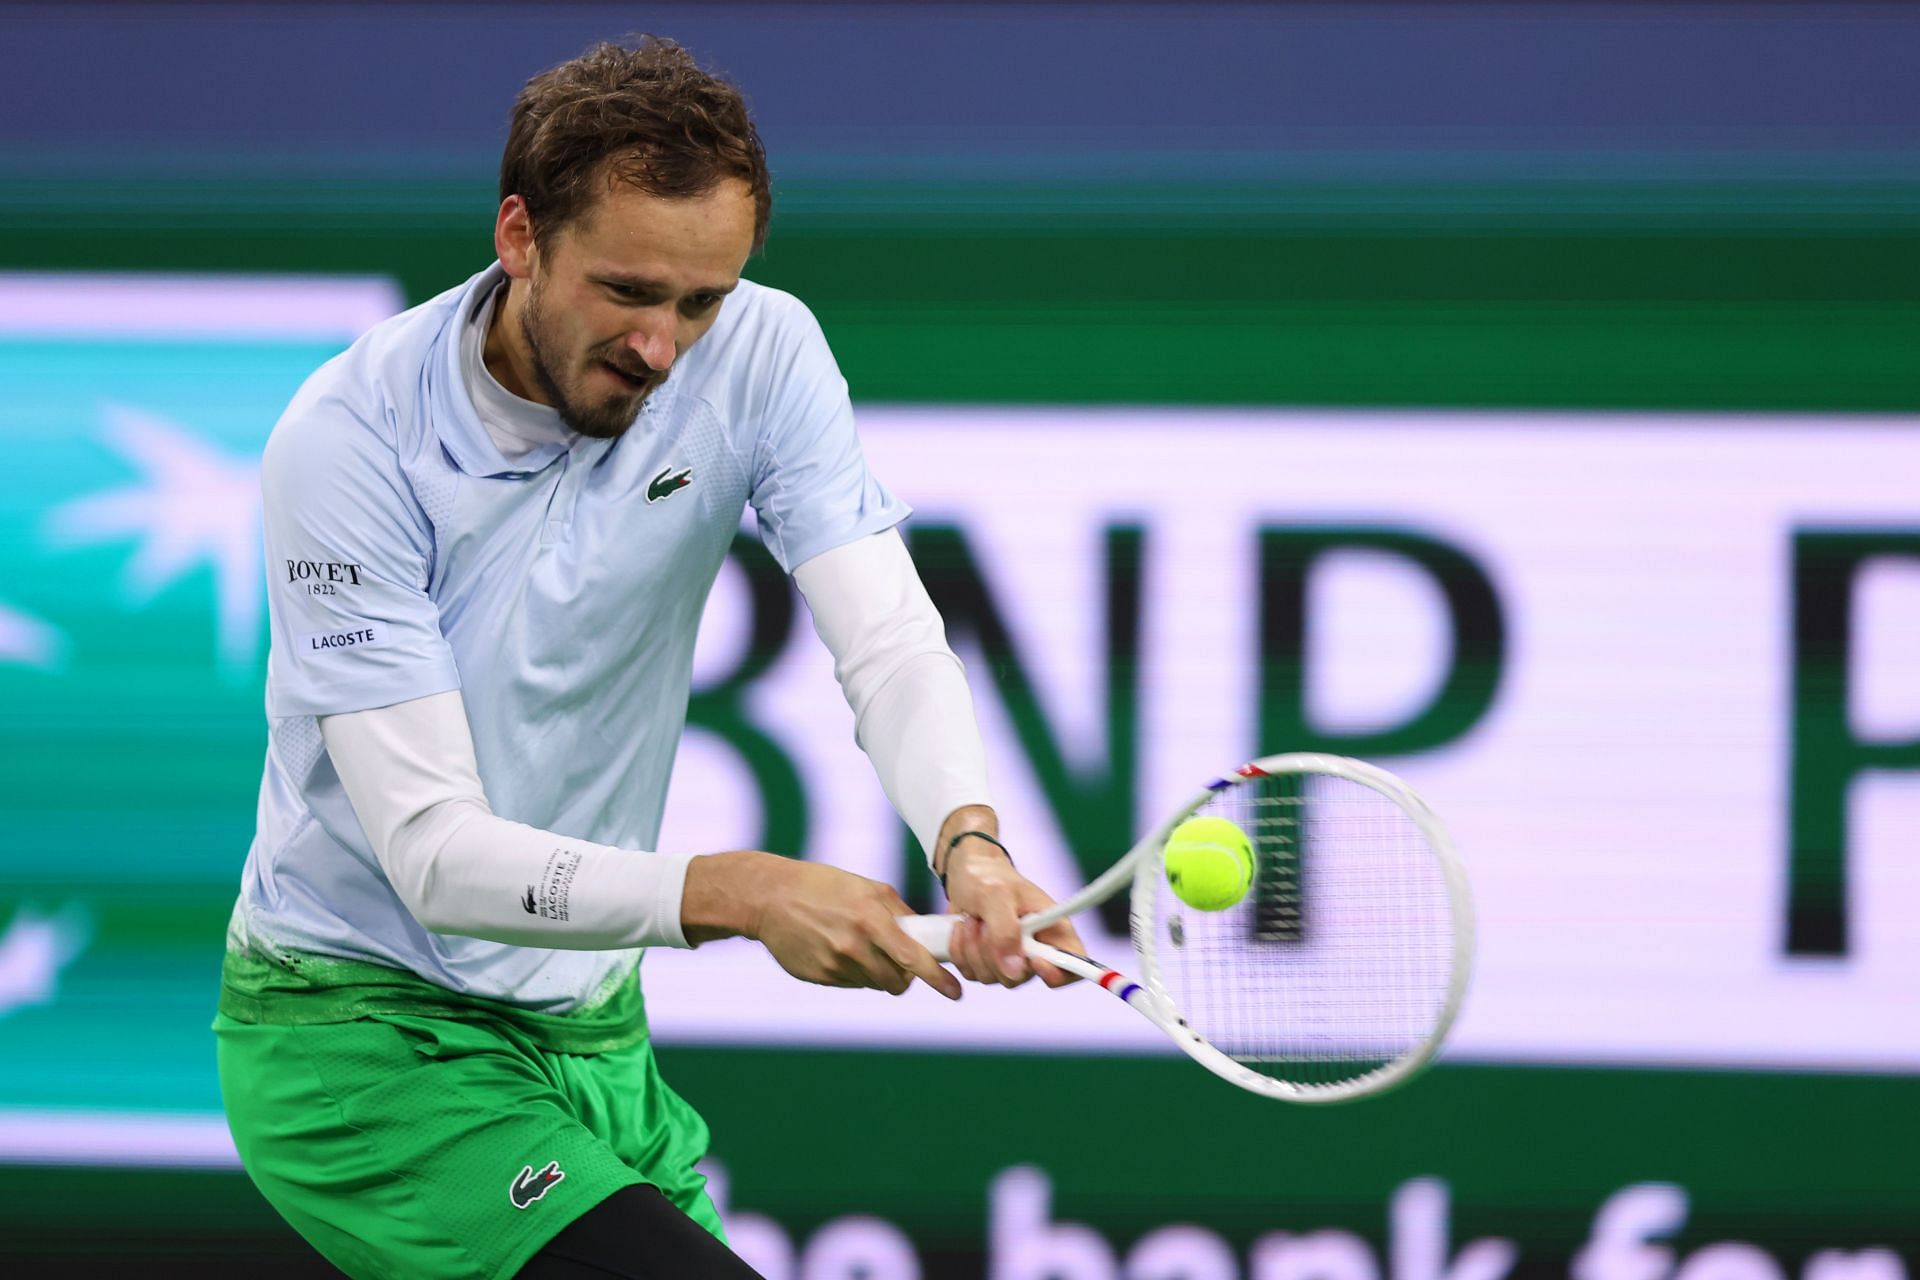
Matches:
[2,3,1917,1275]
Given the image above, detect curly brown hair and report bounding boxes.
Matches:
[500,36,772,251]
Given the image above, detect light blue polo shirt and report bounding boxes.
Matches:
[231,263,907,1012]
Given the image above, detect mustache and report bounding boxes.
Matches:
[599,352,662,384]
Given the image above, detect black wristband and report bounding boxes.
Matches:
[938,830,1013,889]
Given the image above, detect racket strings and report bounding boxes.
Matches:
[1139,773,1456,1091]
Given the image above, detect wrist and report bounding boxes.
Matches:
[939,835,1014,895]
[681,850,786,944]
[932,804,1000,882]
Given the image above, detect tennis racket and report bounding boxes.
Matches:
[898,753,1473,1103]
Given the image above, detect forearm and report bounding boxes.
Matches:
[321,691,693,950]
[377,794,695,948]
[854,651,996,860]
[793,530,996,862]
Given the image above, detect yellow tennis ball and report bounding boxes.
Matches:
[1164,816,1254,911]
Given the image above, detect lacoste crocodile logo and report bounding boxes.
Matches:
[510,1160,565,1209]
[520,886,537,914]
[647,466,693,503]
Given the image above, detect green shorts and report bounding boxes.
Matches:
[214,946,722,1280]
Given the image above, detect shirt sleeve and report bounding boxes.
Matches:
[321,690,695,950]
[261,399,462,719]
[748,296,909,572]
[792,529,994,861]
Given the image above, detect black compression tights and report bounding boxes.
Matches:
[516,1183,766,1279]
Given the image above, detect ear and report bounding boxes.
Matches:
[495,195,537,279]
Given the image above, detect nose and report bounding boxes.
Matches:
[619,320,676,375]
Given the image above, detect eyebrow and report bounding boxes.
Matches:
[591,272,739,296]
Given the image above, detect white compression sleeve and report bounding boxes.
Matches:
[792,529,994,861]
[318,690,694,949]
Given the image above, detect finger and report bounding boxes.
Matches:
[874,921,962,1002]
[956,916,994,985]
[1030,917,1087,987]
[870,886,952,994]
[1033,957,1075,988]
[857,948,911,996]
[822,924,907,995]
[979,897,1029,986]
[945,914,977,983]
[1022,947,1072,988]
[820,966,864,990]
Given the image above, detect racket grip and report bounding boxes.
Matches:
[895,913,966,962]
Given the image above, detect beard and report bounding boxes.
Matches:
[518,276,656,439]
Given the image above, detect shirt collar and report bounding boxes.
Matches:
[430,263,569,478]
[462,277,581,464]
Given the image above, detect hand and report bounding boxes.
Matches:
[939,822,1083,991]
[682,851,962,1001]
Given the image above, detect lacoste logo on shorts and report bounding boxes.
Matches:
[510,1160,565,1209]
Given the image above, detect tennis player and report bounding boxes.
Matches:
[214,37,1081,1279]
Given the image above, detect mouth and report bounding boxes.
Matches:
[601,361,652,393]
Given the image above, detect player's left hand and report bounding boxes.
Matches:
[941,835,1083,990]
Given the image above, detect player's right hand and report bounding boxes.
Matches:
[750,858,963,1001]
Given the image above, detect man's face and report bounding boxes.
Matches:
[504,176,756,438]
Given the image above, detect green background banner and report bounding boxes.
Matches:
[3,2,1918,1273]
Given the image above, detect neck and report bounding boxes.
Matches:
[481,279,549,406]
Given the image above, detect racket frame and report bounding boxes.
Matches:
[902,752,1474,1104]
